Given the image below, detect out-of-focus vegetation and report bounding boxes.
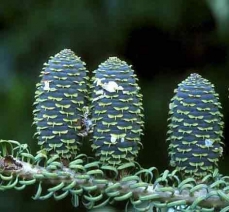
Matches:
[0,1,229,211]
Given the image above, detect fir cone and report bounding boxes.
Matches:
[91,57,144,166]
[167,73,224,178]
[33,49,89,160]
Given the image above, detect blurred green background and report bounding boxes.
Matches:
[0,0,229,211]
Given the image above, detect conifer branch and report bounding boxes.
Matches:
[0,155,229,210]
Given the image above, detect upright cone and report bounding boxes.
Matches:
[91,57,144,166]
[33,49,89,160]
[167,73,224,178]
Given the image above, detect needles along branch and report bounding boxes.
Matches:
[0,144,229,211]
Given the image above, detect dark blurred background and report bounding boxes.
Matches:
[0,0,229,211]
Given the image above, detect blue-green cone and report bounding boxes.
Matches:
[167,73,224,178]
[33,49,89,159]
[91,57,144,166]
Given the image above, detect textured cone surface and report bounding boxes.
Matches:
[167,73,224,178]
[33,49,89,159]
[91,57,144,166]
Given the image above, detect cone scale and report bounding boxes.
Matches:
[91,57,144,166]
[33,49,89,160]
[167,73,224,178]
